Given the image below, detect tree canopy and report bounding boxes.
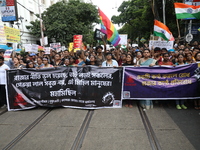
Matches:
[26,0,99,46]
[111,0,186,45]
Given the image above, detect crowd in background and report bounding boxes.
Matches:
[0,40,200,110]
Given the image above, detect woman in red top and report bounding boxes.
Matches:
[158,53,173,66]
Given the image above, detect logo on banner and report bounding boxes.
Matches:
[13,93,27,106]
[125,75,136,86]
[123,91,130,98]
[102,92,114,105]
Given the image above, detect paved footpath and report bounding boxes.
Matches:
[0,103,199,150]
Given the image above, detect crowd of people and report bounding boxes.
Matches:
[0,40,200,110]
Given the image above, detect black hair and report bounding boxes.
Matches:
[161,48,167,51]
[0,56,4,61]
[26,60,35,68]
[76,50,84,57]
[143,49,150,53]
[154,47,161,51]
[162,52,169,57]
[95,46,103,51]
[194,52,200,60]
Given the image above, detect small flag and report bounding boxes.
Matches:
[140,37,146,43]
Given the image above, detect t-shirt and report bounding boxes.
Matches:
[0,64,10,85]
[102,59,119,67]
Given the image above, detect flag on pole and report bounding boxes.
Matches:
[153,20,174,41]
[98,8,121,47]
[174,3,200,19]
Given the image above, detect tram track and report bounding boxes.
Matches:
[137,103,162,150]
[71,110,94,150]
[1,105,161,150]
[0,109,8,116]
[2,108,52,150]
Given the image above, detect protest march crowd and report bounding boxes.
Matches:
[0,39,200,110]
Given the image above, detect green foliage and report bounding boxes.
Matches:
[26,0,99,46]
[112,0,186,44]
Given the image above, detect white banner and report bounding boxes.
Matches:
[149,40,174,50]
[44,47,51,54]
[31,44,39,53]
[4,49,13,61]
[24,44,32,52]
[119,34,128,45]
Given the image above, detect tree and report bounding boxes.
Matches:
[112,0,154,44]
[26,0,99,46]
[111,0,186,44]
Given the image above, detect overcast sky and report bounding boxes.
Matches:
[87,0,125,30]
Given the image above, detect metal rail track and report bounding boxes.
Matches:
[71,110,94,150]
[138,104,162,150]
[2,108,52,150]
[0,109,8,116]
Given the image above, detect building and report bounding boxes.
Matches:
[0,0,61,46]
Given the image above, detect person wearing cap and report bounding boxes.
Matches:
[169,49,178,64]
[102,52,118,67]
[0,56,10,108]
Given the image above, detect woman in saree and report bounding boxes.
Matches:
[138,49,157,110]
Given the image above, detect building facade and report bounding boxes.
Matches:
[0,0,60,46]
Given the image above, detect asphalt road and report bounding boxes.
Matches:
[0,101,199,150]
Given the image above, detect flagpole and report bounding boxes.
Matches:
[176,19,181,39]
[163,0,166,25]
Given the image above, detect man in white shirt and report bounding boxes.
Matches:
[0,56,10,107]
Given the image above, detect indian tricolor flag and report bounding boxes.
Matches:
[153,20,174,41]
[174,3,200,19]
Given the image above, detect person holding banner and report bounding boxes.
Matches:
[175,54,188,110]
[122,54,134,108]
[185,52,196,64]
[0,56,10,108]
[26,61,35,68]
[75,50,88,66]
[194,52,200,109]
[138,49,156,109]
[102,52,119,67]
[11,57,25,69]
[51,53,64,67]
[158,53,173,66]
[175,54,188,66]
[86,55,99,66]
[41,57,53,68]
[35,57,44,69]
[63,58,70,67]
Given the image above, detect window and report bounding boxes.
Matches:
[30,12,34,22]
